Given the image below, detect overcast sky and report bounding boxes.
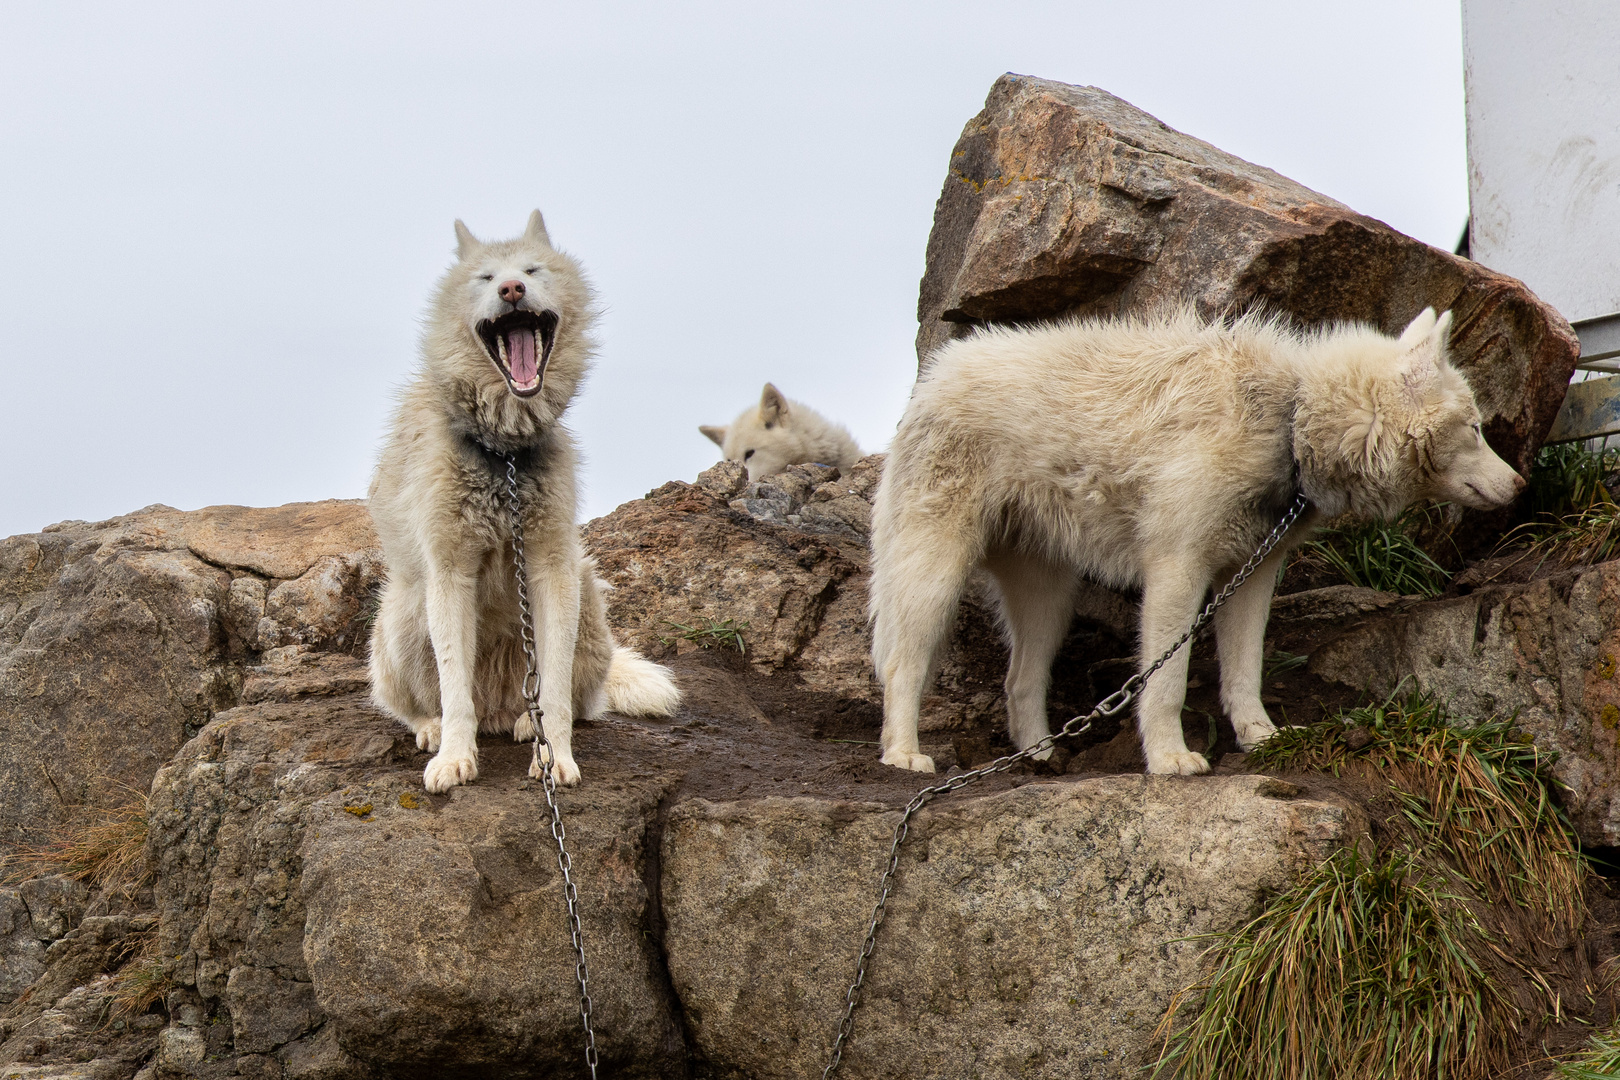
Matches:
[0,1,1469,539]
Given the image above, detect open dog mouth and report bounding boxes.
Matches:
[476,310,559,397]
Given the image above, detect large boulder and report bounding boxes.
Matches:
[662,778,1357,1080]
[0,502,379,855]
[916,74,1580,473]
[1308,560,1620,847]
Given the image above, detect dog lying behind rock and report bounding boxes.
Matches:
[869,307,1524,776]
[368,210,679,794]
[700,382,862,481]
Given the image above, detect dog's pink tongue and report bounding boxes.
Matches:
[507,327,539,386]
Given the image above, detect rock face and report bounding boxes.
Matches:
[916,74,1579,473]
[0,502,379,855]
[662,778,1355,1080]
[585,458,1133,744]
[1309,562,1620,848]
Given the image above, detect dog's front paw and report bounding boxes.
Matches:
[423,749,478,792]
[1233,715,1278,751]
[1147,750,1210,776]
[531,745,581,786]
[415,719,442,753]
[881,749,936,773]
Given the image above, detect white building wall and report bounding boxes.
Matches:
[1463,0,1620,325]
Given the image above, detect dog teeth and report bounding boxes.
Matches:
[497,333,509,366]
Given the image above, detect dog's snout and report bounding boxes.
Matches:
[1513,472,1528,493]
[498,279,526,304]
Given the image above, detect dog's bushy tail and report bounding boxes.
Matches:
[603,645,681,716]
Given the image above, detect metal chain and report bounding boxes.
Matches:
[821,491,1310,1078]
[505,453,600,1080]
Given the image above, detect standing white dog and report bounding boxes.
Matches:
[368,211,679,794]
[869,307,1524,775]
[700,383,862,481]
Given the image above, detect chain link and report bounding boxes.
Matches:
[505,453,600,1080]
[821,491,1309,1077]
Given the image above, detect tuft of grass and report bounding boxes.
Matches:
[1557,1029,1620,1078]
[1526,440,1619,520]
[1497,442,1620,572]
[661,616,749,654]
[0,791,151,897]
[1157,846,1514,1080]
[1161,691,1587,1079]
[1501,502,1620,570]
[107,928,172,1019]
[1250,692,1582,936]
[1297,505,1453,597]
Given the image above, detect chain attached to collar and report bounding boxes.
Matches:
[505,452,600,1080]
[821,491,1310,1078]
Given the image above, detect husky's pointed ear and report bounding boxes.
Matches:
[1399,337,1443,408]
[1432,309,1454,352]
[524,209,551,248]
[453,220,482,261]
[699,424,727,448]
[1398,307,1439,349]
[759,383,788,425]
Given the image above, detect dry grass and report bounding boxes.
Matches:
[105,926,172,1019]
[1501,503,1620,572]
[0,789,152,897]
[1494,442,1620,573]
[1157,692,1587,1080]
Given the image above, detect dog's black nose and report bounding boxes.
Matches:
[498,279,526,304]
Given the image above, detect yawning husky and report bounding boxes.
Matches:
[368,210,679,793]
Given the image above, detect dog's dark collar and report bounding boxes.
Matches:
[461,431,539,474]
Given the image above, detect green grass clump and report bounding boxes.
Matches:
[1557,1030,1620,1078]
[1158,692,1587,1080]
[1299,505,1453,597]
[1250,693,1582,935]
[1526,440,1619,520]
[661,616,749,654]
[1499,442,1620,572]
[1160,847,1512,1080]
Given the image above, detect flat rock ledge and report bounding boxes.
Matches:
[137,687,1359,1080]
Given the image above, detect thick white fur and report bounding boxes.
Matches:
[700,382,863,481]
[368,210,679,793]
[869,307,1524,776]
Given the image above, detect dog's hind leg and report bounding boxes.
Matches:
[871,526,976,774]
[1136,553,1212,776]
[1214,546,1289,750]
[369,575,443,752]
[984,551,1077,758]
